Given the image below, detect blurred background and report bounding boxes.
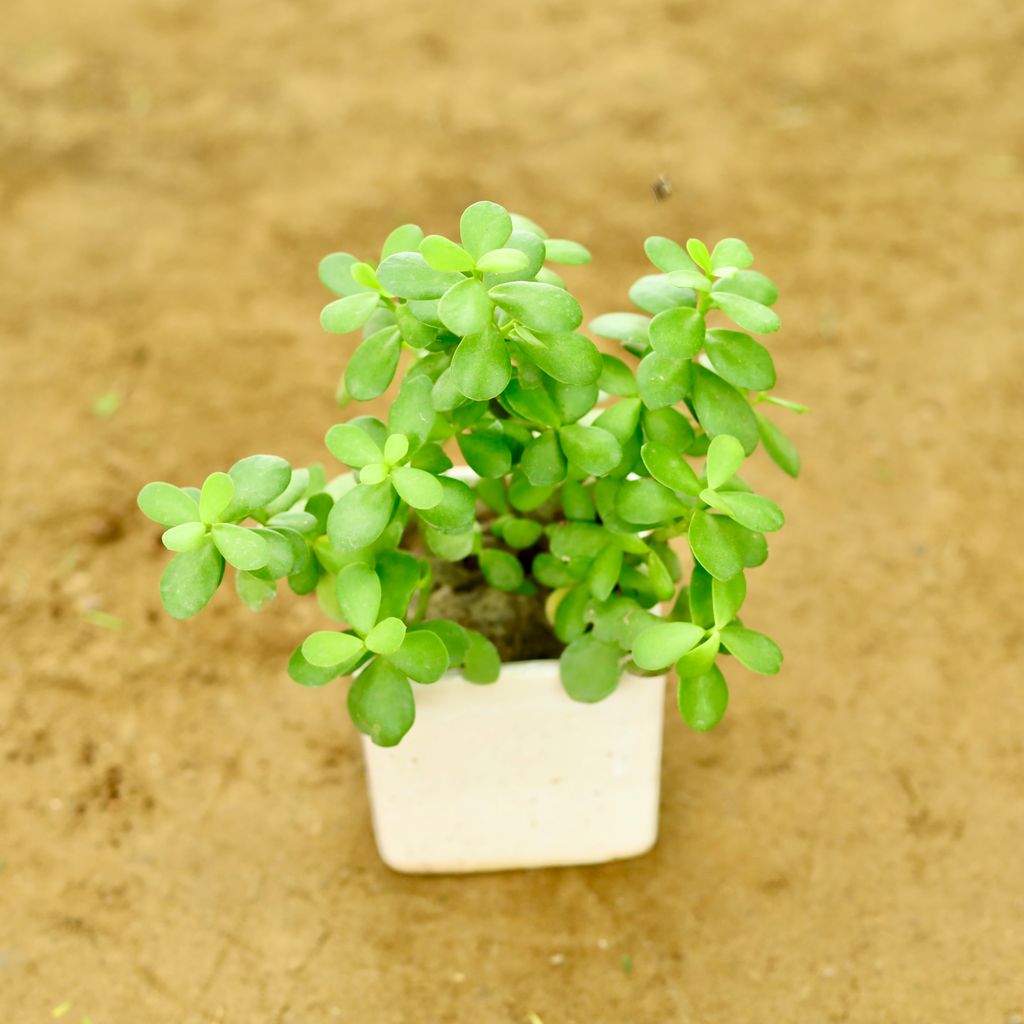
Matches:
[2,0,1022,1020]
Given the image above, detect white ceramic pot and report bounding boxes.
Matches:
[361,661,666,874]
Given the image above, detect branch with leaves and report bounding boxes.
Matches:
[138,201,803,746]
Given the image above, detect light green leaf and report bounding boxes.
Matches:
[481,230,545,286]
[691,365,759,454]
[159,541,224,620]
[589,312,650,346]
[517,331,602,386]
[710,238,754,271]
[463,630,501,683]
[678,666,728,731]
[225,455,292,520]
[560,636,621,703]
[713,270,778,307]
[713,291,780,334]
[416,476,477,534]
[712,572,746,628]
[389,629,449,683]
[199,471,234,525]
[451,326,511,401]
[701,489,784,532]
[138,482,199,527]
[720,624,783,674]
[676,632,720,679]
[381,223,425,259]
[705,434,746,489]
[522,429,567,486]
[686,238,711,272]
[420,234,475,272]
[336,562,381,636]
[318,252,370,297]
[236,570,277,611]
[326,482,395,551]
[348,658,416,746]
[705,329,776,391]
[630,275,698,316]
[320,292,380,333]
[644,236,700,274]
[391,466,443,510]
[411,620,469,665]
[501,518,544,549]
[325,423,384,468]
[460,200,513,258]
[598,354,638,397]
[479,548,525,591]
[457,432,511,478]
[288,643,344,687]
[667,269,711,292]
[489,281,583,333]
[637,351,690,410]
[365,616,407,656]
[588,544,622,602]
[642,406,696,451]
[648,306,705,360]
[383,433,409,464]
[558,423,621,477]
[756,412,800,478]
[640,441,702,496]
[211,523,270,570]
[688,509,744,581]
[633,621,705,671]
[303,629,365,668]
[438,277,492,335]
[344,326,402,400]
[376,252,463,300]
[616,478,687,524]
[475,248,530,273]
[544,238,591,265]
[162,521,207,552]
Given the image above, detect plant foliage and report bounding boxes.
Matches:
[139,202,803,744]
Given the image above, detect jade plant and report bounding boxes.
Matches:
[138,201,803,746]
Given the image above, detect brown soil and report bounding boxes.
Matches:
[2,1,1022,1021]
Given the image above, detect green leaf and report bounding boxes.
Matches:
[558,424,621,477]
[475,248,530,273]
[701,489,784,532]
[159,541,224,619]
[389,628,449,683]
[616,478,687,524]
[348,658,416,747]
[388,374,436,447]
[303,629,365,668]
[668,269,711,292]
[458,432,511,479]
[678,666,728,731]
[597,354,638,397]
[640,441,702,496]
[522,429,567,486]
[508,470,556,512]
[712,291,780,334]
[688,509,744,581]
[710,238,754,271]
[345,326,402,400]
[587,544,622,602]
[720,624,783,674]
[479,548,525,591]
[642,406,696,451]
[517,331,602,386]
[381,223,425,259]
[376,252,463,300]
[633,621,705,671]
[713,270,778,307]
[326,482,395,551]
[325,423,384,468]
[391,466,443,510]
[320,292,380,333]
[336,562,381,635]
[236,570,277,610]
[438,278,493,335]
[594,398,642,446]
[287,643,344,687]
[394,302,438,348]
[412,620,469,665]
[686,238,711,272]
[420,234,475,272]
[691,365,759,454]
[199,472,234,524]
[704,329,776,391]
[365,616,407,656]
[451,326,511,401]
[318,252,369,297]
[211,523,270,570]
[644,236,700,274]
[560,636,621,703]
[225,455,292,520]
[416,476,476,534]
[138,481,199,527]
[712,572,746,628]
[705,434,746,489]
[162,521,207,552]
[481,230,545,286]
[676,632,720,679]
[648,306,705,360]
[463,631,501,683]
[460,200,513,259]
[383,433,409,464]
[544,238,591,264]
[489,281,583,333]
[756,412,800,478]
[501,518,544,549]
[637,352,690,410]
[630,275,697,316]
[589,312,650,346]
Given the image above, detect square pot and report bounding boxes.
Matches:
[361,661,665,874]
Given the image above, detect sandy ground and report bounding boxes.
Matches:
[2,0,1023,1020]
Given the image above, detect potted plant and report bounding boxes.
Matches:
[138,201,802,873]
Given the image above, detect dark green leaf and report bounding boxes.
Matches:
[415,476,476,533]
[517,331,602,386]
[457,432,512,479]
[642,406,696,451]
[479,549,525,592]
[558,423,621,477]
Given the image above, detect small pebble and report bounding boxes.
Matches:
[549,953,565,966]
